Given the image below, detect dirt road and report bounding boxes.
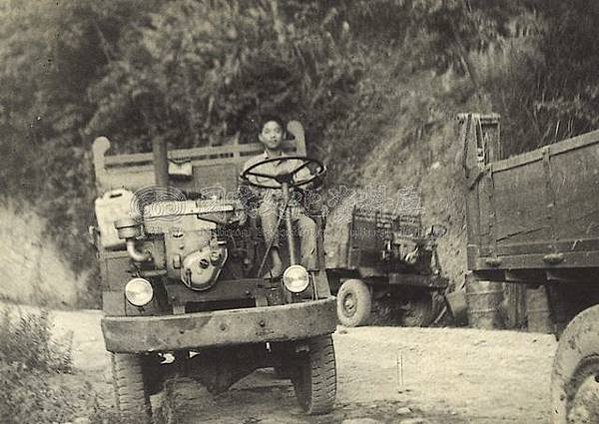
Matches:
[50,309,556,424]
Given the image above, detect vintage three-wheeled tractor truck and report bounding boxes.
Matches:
[91,122,337,421]
[462,113,599,423]
[326,207,448,327]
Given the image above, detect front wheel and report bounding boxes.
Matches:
[551,304,599,423]
[111,353,152,423]
[291,335,337,415]
[337,279,371,327]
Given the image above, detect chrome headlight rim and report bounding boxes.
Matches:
[125,278,154,307]
[282,265,310,293]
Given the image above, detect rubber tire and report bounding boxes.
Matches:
[551,304,599,423]
[291,335,337,415]
[112,353,152,423]
[142,353,164,396]
[337,279,372,327]
[400,292,434,327]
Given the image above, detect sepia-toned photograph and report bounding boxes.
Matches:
[1,1,597,423]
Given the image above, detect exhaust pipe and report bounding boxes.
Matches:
[153,136,169,188]
[115,217,152,262]
[126,239,152,262]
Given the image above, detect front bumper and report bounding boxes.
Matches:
[101,297,337,353]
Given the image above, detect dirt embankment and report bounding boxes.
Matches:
[360,118,468,289]
[325,78,469,290]
[0,202,86,307]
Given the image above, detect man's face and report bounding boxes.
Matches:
[258,120,284,150]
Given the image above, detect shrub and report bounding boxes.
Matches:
[0,307,75,423]
[0,364,76,424]
[0,308,72,373]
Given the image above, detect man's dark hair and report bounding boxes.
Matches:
[259,114,286,133]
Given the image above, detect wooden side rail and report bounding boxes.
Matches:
[93,121,307,193]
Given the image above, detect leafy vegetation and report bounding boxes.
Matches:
[0,308,72,372]
[0,308,74,423]
[0,307,143,423]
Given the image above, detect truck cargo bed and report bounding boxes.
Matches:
[463,114,599,273]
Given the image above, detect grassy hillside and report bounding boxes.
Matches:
[322,64,474,289]
[325,31,546,290]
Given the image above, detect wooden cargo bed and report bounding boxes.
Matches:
[462,113,599,275]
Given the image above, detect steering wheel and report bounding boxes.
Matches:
[240,156,326,189]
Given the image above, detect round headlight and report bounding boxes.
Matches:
[282,265,310,293]
[125,278,154,306]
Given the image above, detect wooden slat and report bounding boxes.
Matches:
[93,121,308,194]
[491,130,599,172]
[104,143,263,167]
[549,128,599,155]
[496,239,599,256]
[474,250,599,271]
[552,142,599,241]
[493,159,549,245]
[491,150,543,172]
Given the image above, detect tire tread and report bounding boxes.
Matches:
[337,279,371,327]
[112,353,152,422]
[293,335,337,415]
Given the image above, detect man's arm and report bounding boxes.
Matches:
[292,159,323,190]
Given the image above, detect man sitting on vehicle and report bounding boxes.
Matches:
[241,115,318,278]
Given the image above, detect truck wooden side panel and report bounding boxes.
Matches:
[463,114,599,271]
[92,121,307,194]
[553,139,599,241]
[494,157,549,249]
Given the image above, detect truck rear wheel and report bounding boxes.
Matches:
[551,304,599,423]
[291,335,337,415]
[111,353,152,422]
[337,279,371,327]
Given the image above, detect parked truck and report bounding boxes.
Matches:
[462,113,599,423]
[91,122,337,421]
[326,206,448,327]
